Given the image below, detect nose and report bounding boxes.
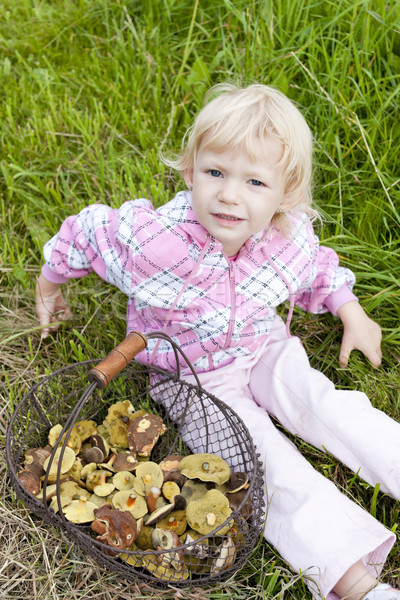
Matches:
[218,179,240,205]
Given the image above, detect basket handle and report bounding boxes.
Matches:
[87,331,147,389]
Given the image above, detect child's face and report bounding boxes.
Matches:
[184,136,288,257]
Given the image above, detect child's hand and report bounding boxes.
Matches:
[36,274,72,339]
[337,301,382,368]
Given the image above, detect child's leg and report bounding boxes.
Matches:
[249,318,400,499]
[185,360,394,600]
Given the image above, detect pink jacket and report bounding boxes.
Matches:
[42,191,357,373]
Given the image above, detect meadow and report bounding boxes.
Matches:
[0,0,399,598]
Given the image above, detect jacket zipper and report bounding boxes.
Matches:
[223,261,236,349]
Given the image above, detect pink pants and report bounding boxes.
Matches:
[182,318,397,599]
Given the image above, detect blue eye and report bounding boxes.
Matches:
[249,179,264,186]
[209,169,222,178]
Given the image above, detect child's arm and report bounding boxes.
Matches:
[36,273,72,340]
[337,300,382,368]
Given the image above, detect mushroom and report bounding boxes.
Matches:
[226,489,248,512]
[226,472,249,493]
[182,530,210,559]
[112,471,136,491]
[186,489,232,535]
[134,462,163,496]
[152,528,184,571]
[120,543,143,567]
[48,424,82,455]
[127,413,166,457]
[93,472,116,497]
[155,509,187,536]
[113,452,138,472]
[112,490,148,519]
[50,481,91,513]
[85,469,112,492]
[74,419,98,442]
[63,496,98,523]
[17,469,41,495]
[162,481,180,503]
[142,553,190,582]
[102,400,136,448]
[81,462,97,480]
[145,502,175,526]
[146,486,165,513]
[43,447,76,479]
[181,479,212,504]
[179,453,231,486]
[135,525,154,550]
[91,505,138,550]
[159,455,187,487]
[36,483,58,502]
[211,537,236,574]
[90,435,110,460]
[24,447,51,477]
[83,446,104,465]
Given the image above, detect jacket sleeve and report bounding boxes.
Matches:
[41,199,170,295]
[293,226,358,316]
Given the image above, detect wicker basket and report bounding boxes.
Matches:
[6,332,265,587]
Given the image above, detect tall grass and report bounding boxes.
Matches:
[1,0,400,598]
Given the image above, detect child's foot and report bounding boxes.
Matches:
[362,583,400,599]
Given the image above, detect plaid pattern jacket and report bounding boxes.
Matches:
[42,191,357,373]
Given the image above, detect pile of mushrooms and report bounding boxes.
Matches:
[17,399,252,581]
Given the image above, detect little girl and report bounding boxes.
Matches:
[36,84,400,600]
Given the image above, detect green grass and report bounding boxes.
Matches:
[1,0,400,597]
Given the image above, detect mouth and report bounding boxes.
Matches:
[213,213,243,221]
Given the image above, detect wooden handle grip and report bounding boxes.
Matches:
[87,331,148,389]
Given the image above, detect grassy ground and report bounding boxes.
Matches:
[1,0,400,598]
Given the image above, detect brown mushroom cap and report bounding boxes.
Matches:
[83,446,104,464]
[159,455,184,474]
[179,453,231,485]
[24,447,51,476]
[17,469,41,495]
[91,505,138,550]
[113,452,138,472]
[226,472,249,493]
[90,435,110,460]
[186,489,232,535]
[127,413,166,456]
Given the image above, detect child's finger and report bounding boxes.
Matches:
[339,336,353,368]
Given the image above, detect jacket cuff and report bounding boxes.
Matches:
[41,264,70,284]
[324,285,358,317]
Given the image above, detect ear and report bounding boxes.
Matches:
[183,168,193,189]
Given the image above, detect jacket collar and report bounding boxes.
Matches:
[160,190,278,256]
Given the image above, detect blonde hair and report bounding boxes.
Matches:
[163,83,318,233]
